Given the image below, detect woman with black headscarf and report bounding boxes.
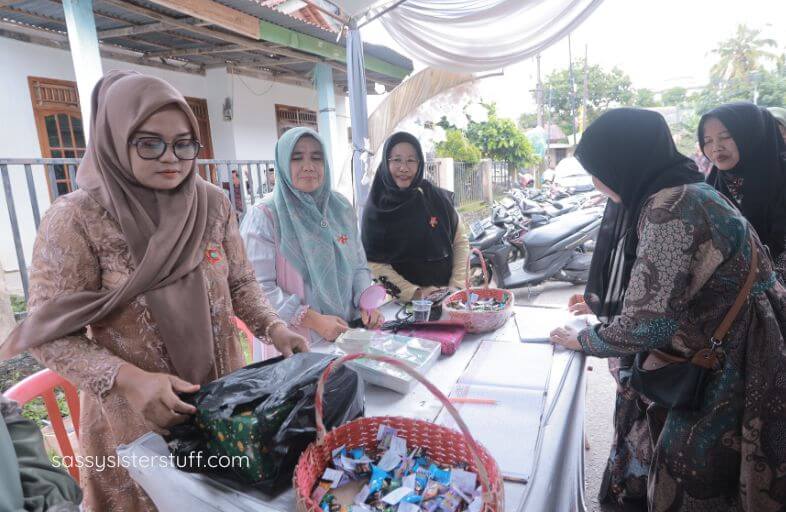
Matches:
[699,102,786,281]
[362,132,469,301]
[550,109,786,511]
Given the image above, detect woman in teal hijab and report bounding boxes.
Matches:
[240,128,384,347]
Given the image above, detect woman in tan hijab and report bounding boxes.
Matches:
[0,71,307,511]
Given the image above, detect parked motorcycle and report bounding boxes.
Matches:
[467,208,602,288]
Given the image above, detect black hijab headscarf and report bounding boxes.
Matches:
[361,132,458,288]
[698,102,786,259]
[575,109,704,321]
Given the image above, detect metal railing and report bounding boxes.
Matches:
[424,159,441,187]
[492,160,513,193]
[1,158,275,302]
[453,161,483,205]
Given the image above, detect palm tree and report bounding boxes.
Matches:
[710,25,777,85]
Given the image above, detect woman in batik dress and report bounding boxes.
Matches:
[552,108,786,511]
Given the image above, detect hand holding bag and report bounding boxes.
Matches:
[629,233,758,410]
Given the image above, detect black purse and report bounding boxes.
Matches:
[629,234,758,410]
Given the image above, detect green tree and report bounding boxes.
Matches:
[518,112,539,130]
[634,88,658,107]
[435,129,482,164]
[466,104,539,172]
[710,24,777,84]
[661,87,688,106]
[755,69,786,107]
[539,61,634,134]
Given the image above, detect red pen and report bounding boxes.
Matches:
[449,397,498,405]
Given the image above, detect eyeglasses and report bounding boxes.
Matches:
[129,137,202,160]
[388,158,420,168]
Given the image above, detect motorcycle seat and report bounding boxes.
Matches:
[523,211,598,260]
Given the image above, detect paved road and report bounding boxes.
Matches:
[512,281,616,512]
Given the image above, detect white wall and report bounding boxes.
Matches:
[0,36,352,280]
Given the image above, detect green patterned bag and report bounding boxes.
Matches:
[169,352,364,493]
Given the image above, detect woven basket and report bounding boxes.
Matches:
[293,353,504,511]
[443,248,514,334]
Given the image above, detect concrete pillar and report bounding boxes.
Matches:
[314,63,339,186]
[480,159,493,204]
[436,158,455,192]
[62,0,103,139]
[206,68,238,160]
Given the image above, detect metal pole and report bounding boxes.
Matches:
[568,34,578,137]
[536,54,543,128]
[243,163,253,205]
[238,164,249,215]
[255,163,263,197]
[582,44,589,133]
[46,164,58,200]
[1,165,29,300]
[226,164,236,211]
[24,164,41,229]
[68,164,78,191]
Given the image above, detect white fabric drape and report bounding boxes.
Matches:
[347,20,371,214]
[367,67,475,153]
[377,0,604,72]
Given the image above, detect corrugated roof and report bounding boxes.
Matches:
[218,0,411,70]
[0,0,411,87]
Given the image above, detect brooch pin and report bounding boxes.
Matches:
[429,216,439,228]
[337,234,349,245]
[205,245,223,264]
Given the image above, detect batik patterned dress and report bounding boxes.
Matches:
[579,183,786,511]
[27,187,282,511]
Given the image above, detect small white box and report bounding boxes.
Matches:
[334,329,441,394]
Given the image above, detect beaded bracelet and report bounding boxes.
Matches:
[292,305,310,328]
[263,319,287,345]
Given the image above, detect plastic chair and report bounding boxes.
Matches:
[5,369,81,481]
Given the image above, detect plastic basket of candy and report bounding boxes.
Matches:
[293,353,504,512]
[442,249,514,334]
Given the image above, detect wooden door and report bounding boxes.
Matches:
[28,77,86,198]
[185,97,215,181]
[275,104,318,137]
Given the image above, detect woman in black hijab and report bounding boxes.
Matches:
[564,108,704,509]
[699,102,786,281]
[362,132,469,301]
[551,108,786,511]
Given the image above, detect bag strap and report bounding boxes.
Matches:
[712,232,759,346]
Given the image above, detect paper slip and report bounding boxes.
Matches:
[321,468,345,489]
[468,497,483,512]
[398,503,420,512]
[382,486,413,505]
[377,424,396,443]
[515,306,595,342]
[354,484,370,505]
[451,468,477,495]
[377,450,402,472]
[390,436,407,456]
[402,473,416,490]
[340,455,357,472]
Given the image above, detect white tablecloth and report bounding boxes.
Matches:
[118,305,588,511]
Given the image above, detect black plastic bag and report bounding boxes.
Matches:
[168,352,364,494]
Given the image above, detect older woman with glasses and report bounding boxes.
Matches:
[361,132,469,302]
[0,71,306,511]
